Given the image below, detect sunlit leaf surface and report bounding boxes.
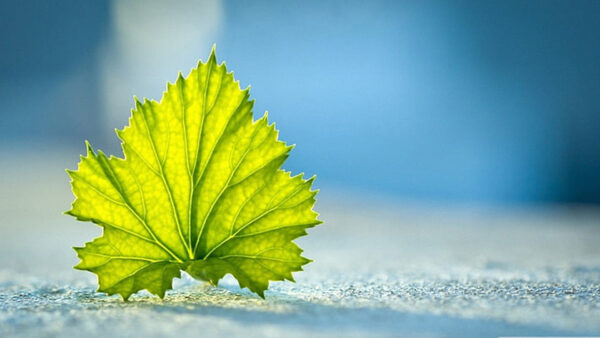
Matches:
[66,48,321,300]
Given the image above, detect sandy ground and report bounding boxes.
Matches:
[1,148,599,337]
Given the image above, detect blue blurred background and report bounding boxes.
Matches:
[1,0,599,205]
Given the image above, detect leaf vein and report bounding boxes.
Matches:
[139,102,192,258]
[203,183,307,259]
[193,114,260,256]
[94,153,185,262]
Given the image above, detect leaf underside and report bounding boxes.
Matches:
[66,47,321,300]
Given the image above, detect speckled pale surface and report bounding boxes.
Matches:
[1,150,600,337]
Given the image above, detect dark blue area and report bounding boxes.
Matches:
[0,1,108,78]
[0,0,109,143]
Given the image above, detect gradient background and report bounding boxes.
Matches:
[1,2,600,336]
[1,0,599,205]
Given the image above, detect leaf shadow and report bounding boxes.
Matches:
[71,283,587,338]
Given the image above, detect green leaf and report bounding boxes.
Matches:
[66,47,321,300]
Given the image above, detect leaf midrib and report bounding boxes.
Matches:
[192,112,261,257]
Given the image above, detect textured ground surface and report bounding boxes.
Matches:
[1,149,600,337]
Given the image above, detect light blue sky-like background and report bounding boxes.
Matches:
[1,0,599,205]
